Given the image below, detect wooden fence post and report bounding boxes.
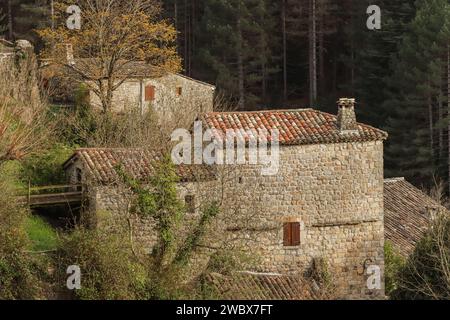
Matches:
[28,180,31,205]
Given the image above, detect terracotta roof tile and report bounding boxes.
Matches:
[200,109,387,145]
[205,272,319,300]
[64,148,216,184]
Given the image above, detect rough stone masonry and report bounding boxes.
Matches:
[64,98,388,299]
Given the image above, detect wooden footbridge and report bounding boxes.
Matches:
[19,184,84,208]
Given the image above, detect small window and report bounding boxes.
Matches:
[283,222,300,246]
[176,86,182,96]
[76,168,82,191]
[145,85,155,101]
[185,195,195,213]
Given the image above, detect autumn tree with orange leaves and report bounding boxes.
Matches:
[38,0,181,114]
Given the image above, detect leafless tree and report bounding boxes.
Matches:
[0,46,53,164]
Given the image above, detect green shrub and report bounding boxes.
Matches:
[56,227,150,300]
[25,215,59,252]
[384,241,405,297]
[0,160,26,190]
[392,214,450,300]
[21,143,75,186]
[0,163,42,299]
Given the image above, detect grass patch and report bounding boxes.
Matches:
[25,215,59,252]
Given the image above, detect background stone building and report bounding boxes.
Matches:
[63,99,388,299]
[88,65,216,117]
[43,58,215,124]
[0,38,14,64]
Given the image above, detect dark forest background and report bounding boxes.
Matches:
[1,0,450,192]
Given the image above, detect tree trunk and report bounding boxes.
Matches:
[428,89,433,159]
[260,3,266,104]
[261,37,266,104]
[191,0,195,76]
[439,71,443,162]
[318,3,325,96]
[184,0,188,75]
[447,45,450,195]
[282,0,287,104]
[187,0,192,76]
[51,0,55,30]
[174,1,178,52]
[309,0,317,104]
[237,4,245,109]
[7,0,13,40]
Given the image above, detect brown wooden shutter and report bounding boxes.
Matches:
[145,85,155,101]
[283,222,300,246]
[292,222,300,246]
[283,223,291,246]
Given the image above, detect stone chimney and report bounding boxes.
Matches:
[337,98,357,131]
[66,43,75,65]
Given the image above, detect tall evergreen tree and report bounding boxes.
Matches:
[195,0,277,109]
[351,0,416,127]
[0,8,7,36]
[384,0,450,186]
[0,0,51,44]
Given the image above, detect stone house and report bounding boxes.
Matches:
[0,39,34,64]
[42,57,215,123]
[63,98,388,299]
[0,38,14,63]
[63,148,218,245]
[199,99,387,299]
[78,59,216,117]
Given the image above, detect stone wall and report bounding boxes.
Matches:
[67,139,385,299]
[90,180,219,249]
[88,73,215,125]
[216,141,385,299]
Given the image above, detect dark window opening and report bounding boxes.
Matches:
[76,168,82,191]
[176,86,182,96]
[185,195,195,213]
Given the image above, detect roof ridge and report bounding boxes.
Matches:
[75,147,148,151]
[201,108,387,145]
[384,177,406,183]
[205,108,313,115]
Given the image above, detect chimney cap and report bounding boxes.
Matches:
[337,98,356,107]
[337,98,357,131]
[65,43,75,65]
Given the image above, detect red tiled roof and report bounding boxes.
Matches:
[63,148,216,184]
[200,109,387,145]
[42,58,215,88]
[205,272,322,300]
[384,178,445,257]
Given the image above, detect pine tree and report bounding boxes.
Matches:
[352,0,416,127]
[384,0,450,186]
[0,8,7,35]
[0,0,51,43]
[195,0,278,109]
